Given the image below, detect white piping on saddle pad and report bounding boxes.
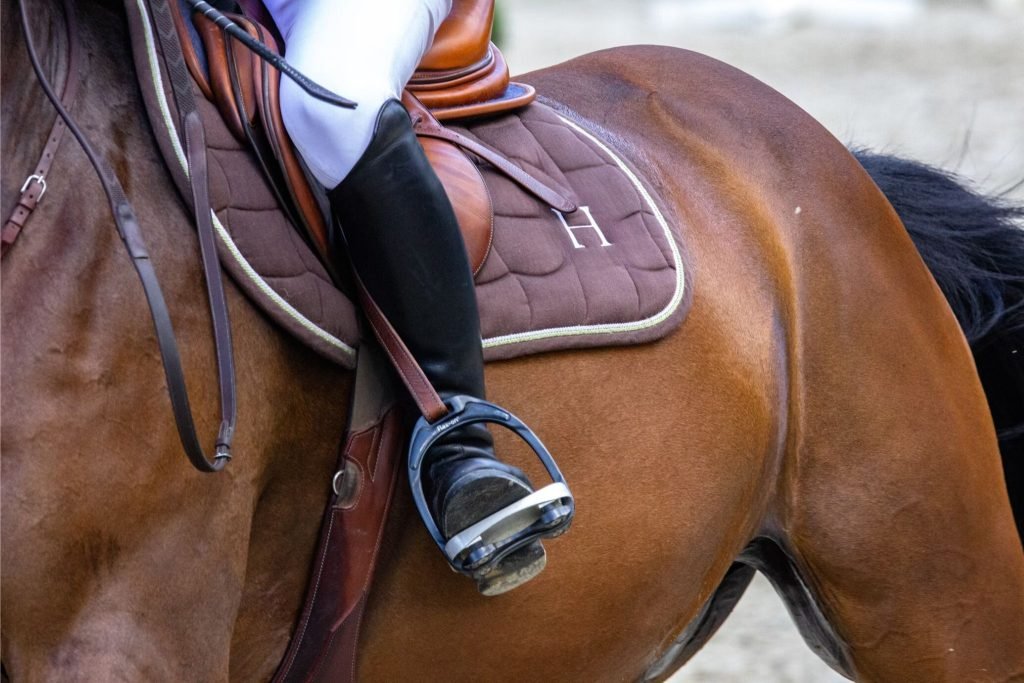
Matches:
[136,0,685,360]
[482,115,686,351]
[135,0,357,361]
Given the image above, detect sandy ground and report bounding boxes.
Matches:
[499,2,1023,680]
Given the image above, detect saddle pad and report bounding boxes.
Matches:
[128,1,689,369]
[452,103,689,360]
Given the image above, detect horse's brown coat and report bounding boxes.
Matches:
[2,3,1022,682]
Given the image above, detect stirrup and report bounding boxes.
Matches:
[408,395,575,578]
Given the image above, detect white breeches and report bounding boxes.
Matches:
[263,0,453,187]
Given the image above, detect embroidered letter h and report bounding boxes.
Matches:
[552,206,612,249]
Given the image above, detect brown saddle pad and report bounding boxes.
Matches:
[131,10,691,369]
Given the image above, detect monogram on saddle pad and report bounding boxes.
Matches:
[151,0,690,368]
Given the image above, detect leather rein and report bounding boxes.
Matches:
[14,0,236,472]
[11,0,460,473]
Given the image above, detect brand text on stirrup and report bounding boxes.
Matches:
[434,416,462,433]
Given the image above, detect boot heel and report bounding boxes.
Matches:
[475,541,547,596]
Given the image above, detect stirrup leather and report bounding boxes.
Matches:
[408,396,575,577]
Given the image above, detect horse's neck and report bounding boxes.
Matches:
[1,0,208,347]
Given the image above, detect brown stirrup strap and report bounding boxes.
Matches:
[17,0,237,473]
[2,0,81,257]
[406,97,578,214]
[353,273,449,423]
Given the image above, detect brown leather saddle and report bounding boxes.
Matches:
[173,0,563,280]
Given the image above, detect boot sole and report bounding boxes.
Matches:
[441,468,535,539]
[477,542,547,596]
[441,469,549,595]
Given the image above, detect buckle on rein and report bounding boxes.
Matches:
[407,396,575,578]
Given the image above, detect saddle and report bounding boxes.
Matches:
[175,0,547,275]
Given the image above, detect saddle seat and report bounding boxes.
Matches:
[409,0,536,120]
[234,0,536,121]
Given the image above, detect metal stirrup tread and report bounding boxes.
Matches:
[445,483,572,569]
[408,396,575,577]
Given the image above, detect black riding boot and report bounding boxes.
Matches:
[328,100,546,594]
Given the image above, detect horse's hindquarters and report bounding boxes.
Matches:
[357,46,1024,682]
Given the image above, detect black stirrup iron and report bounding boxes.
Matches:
[408,396,575,578]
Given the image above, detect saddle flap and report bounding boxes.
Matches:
[246,17,332,259]
[404,94,493,275]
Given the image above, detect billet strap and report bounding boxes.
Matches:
[2,0,80,257]
[17,0,236,472]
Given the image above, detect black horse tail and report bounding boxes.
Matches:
[854,150,1024,542]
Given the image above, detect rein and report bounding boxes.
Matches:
[15,0,236,473]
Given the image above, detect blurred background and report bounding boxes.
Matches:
[496,1,1022,680]
[500,0,1023,201]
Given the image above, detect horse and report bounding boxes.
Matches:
[3,1,1022,681]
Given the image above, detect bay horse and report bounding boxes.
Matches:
[2,1,1023,681]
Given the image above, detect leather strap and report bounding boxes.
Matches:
[2,0,80,257]
[354,273,449,423]
[272,346,407,683]
[185,111,238,456]
[407,100,578,214]
[17,0,237,472]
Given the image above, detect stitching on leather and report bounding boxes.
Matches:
[278,511,336,680]
[470,157,495,276]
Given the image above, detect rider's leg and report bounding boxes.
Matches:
[263,0,449,187]
[264,0,554,593]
